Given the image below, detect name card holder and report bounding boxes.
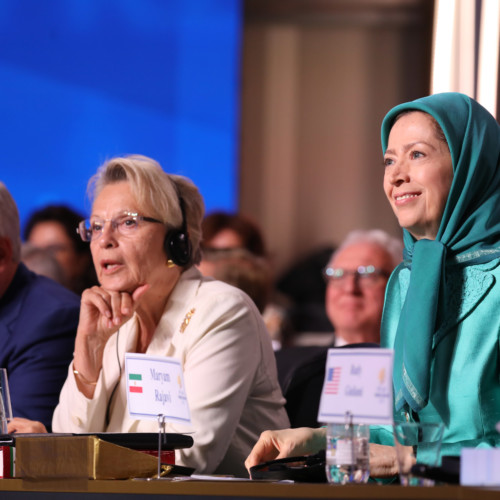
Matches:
[125,354,192,480]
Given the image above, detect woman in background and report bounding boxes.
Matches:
[199,211,288,349]
[24,205,97,294]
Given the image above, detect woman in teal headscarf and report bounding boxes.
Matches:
[381,92,500,455]
[245,92,500,476]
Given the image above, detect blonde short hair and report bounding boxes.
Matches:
[88,155,205,267]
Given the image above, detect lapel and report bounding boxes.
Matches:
[122,267,203,433]
[148,267,203,359]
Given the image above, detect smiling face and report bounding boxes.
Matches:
[90,181,170,293]
[325,241,393,344]
[383,111,453,240]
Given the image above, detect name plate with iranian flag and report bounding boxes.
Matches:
[125,353,191,424]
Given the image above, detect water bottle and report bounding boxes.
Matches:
[325,422,370,484]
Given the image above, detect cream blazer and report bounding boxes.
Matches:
[53,267,289,476]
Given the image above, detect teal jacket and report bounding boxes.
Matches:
[381,257,500,455]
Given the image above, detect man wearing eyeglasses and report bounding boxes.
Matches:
[274,230,403,430]
[0,182,80,432]
[324,230,402,346]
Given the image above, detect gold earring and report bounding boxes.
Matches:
[167,259,176,268]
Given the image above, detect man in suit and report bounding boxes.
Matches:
[0,182,80,431]
[276,229,403,428]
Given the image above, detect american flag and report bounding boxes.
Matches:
[325,366,342,395]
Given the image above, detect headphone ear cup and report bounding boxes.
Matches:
[164,229,191,267]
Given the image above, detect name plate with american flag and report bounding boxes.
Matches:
[125,353,191,424]
[317,348,394,425]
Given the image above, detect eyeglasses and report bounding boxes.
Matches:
[77,212,162,242]
[322,265,389,288]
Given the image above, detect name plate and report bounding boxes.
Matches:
[317,348,393,425]
[461,448,500,486]
[125,353,191,424]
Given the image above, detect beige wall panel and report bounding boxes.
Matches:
[240,3,432,275]
[240,24,302,270]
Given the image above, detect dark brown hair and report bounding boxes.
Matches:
[201,211,267,257]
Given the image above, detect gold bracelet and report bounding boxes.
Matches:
[73,368,98,386]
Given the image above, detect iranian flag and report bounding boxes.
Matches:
[129,373,143,393]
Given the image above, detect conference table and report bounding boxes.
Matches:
[1,477,500,500]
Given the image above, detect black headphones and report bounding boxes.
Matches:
[164,195,191,267]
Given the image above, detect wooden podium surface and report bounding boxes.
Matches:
[1,478,500,500]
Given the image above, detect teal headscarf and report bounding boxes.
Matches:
[381,92,500,412]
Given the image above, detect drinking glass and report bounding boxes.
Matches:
[393,422,445,486]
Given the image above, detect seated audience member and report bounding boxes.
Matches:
[11,155,289,476]
[199,211,288,348]
[200,247,270,314]
[276,230,401,346]
[0,183,80,431]
[199,211,267,265]
[24,204,98,295]
[246,92,500,477]
[325,229,403,346]
[21,242,66,286]
[275,230,402,427]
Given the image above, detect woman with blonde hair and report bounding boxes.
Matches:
[11,155,289,476]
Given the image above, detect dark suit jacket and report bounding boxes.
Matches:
[276,343,380,428]
[0,263,80,430]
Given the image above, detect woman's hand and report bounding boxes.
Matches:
[244,428,398,479]
[369,443,399,478]
[7,417,47,434]
[73,284,149,397]
[245,427,326,473]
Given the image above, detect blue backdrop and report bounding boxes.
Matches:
[0,0,241,230]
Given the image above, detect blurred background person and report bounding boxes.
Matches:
[201,247,269,313]
[324,229,403,346]
[198,247,284,350]
[199,211,290,349]
[23,204,98,295]
[199,211,267,269]
[21,242,66,286]
[0,182,80,431]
